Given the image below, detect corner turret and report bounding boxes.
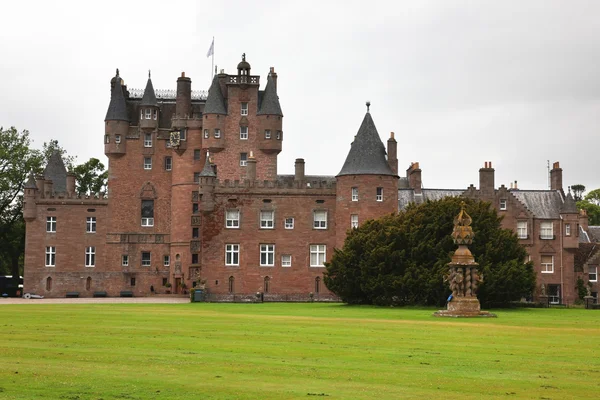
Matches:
[139,70,159,130]
[23,172,38,222]
[198,152,216,212]
[257,69,283,155]
[203,75,227,152]
[104,69,129,156]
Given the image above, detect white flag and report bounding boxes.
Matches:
[206,38,214,58]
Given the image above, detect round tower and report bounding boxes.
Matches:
[335,103,399,248]
[104,69,129,157]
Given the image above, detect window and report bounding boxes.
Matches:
[226,210,240,228]
[115,134,121,144]
[264,276,270,293]
[191,253,199,264]
[130,277,136,286]
[352,187,358,201]
[194,149,201,160]
[45,246,56,267]
[145,109,152,120]
[284,217,294,229]
[164,157,172,171]
[86,217,96,233]
[260,244,275,266]
[204,129,209,139]
[141,252,151,267]
[240,153,248,167]
[46,216,56,233]
[541,222,553,239]
[144,157,152,170]
[499,199,507,210]
[281,255,292,267]
[162,278,168,286]
[194,172,200,183]
[166,140,172,148]
[192,203,199,214]
[179,129,187,141]
[565,223,571,236]
[548,284,560,305]
[141,200,154,227]
[376,187,383,202]
[351,214,359,229]
[260,211,274,229]
[122,255,129,267]
[192,227,199,238]
[310,245,326,267]
[164,255,170,267]
[313,210,327,229]
[104,135,110,144]
[265,130,271,139]
[85,247,96,267]
[144,133,152,147]
[214,129,221,139]
[241,102,248,115]
[590,266,598,282]
[225,244,239,266]
[240,126,248,140]
[228,276,235,293]
[153,109,158,120]
[517,221,527,239]
[541,255,554,273]
[276,131,281,140]
[315,277,321,294]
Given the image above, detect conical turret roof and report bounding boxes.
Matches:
[337,110,395,177]
[257,74,283,116]
[140,72,158,107]
[203,75,227,115]
[44,151,68,192]
[560,191,578,213]
[199,152,216,177]
[24,171,37,189]
[105,69,129,122]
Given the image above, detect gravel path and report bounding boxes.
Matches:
[0,296,190,305]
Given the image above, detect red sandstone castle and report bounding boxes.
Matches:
[23,55,599,304]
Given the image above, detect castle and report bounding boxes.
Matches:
[23,55,599,304]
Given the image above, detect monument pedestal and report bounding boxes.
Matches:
[434,297,496,318]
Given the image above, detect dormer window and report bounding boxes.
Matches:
[145,109,152,120]
[241,102,248,116]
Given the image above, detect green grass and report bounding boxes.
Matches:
[0,303,599,399]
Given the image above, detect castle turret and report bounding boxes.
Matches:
[257,70,283,155]
[104,69,129,156]
[203,75,227,152]
[335,103,399,248]
[23,172,38,222]
[198,152,216,212]
[560,188,579,249]
[139,71,159,130]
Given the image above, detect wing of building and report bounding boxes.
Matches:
[23,56,598,304]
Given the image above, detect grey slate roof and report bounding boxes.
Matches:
[511,190,563,219]
[398,188,464,210]
[43,151,67,193]
[140,75,158,107]
[203,75,227,115]
[337,112,395,177]
[199,152,216,177]
[560,192,578,213]
[588,226,600,242]
[105,70,129,122]
[257,74,283,116]
[579,226,591,243]
[24,172,37,189]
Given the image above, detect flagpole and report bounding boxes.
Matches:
[211,36,214,80]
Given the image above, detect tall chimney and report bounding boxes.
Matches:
[550,161,563,192]
[176,72,192,118]
[66,173,76,197]
[406,162,422,195]
[579,209,589,232]
[387,132,398,175]
[269,67,277,92]
[246,152,257,181]
[294,158,305,182]
[479,161,495,196]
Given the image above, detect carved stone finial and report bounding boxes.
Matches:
[148,69,151,79]
[366,101,371,112]
[116,68,120,76]
[452,202,474,245]
[242,53,246,62]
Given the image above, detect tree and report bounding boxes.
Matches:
[577,200,600,226]
[571,184,586,202]
[584,189,600,206]
[73,158,108,195]
[324,197,535,307]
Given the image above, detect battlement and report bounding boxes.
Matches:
[32,191,109,203]
[214,175,336,193]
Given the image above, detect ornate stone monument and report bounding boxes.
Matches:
[434,202,496,317]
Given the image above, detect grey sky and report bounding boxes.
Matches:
[1,0,598,192]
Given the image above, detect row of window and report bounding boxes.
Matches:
[203,128,282,141]
[224,210,328,230]
[46,217,96,233]
[516,221,575,240]
[351,187,384,202]
[539,255,598,281]
[45,246,97,267]
[141,109,158,121]
[225,244,326,267]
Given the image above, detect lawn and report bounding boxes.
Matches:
[0,303,598,400]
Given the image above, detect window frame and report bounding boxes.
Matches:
[265,130,271,139]
[85,246,96,267]
[115,134,121,144]
[45,246,56,267]
[565,223,571,236]
[144,133,152,147]
[313,210,327,229]
[226,209,240,228]
[260,244,275,267]
[260,210,275,229]
[225,244,240,266]
[122,255,129,267]
[310,244,326,267]
[281,254,292,267]
[540,222,554,239]
[240,126,248,140]
[143,157,152,170]
[164,255,170,267]
[203,129,209,139]
[141,252,151,267]
[376,187,383,202]
[141,199,154,227]
[164,156,172,171]
[86,216,97,233]
[46,216,56,233]
[351,187,359,201]
[499,199,507,210]
[351,214,359,229]
[144,109,152,120]
[517,221,528,239]
[589,266,598,282]
[541,255,554,273]
[284,217,294,229]
[240,152,248,167]
[241,102,248,116]
[214,129,221,139]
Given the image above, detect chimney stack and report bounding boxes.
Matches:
[479,161,495,196]
[294,158,305,182]
[66,173,76,197]
[550,161,563,192]
[176,72,192,118]
[406,162,422,195]
[269,67,278,92]
[387,132,398,175]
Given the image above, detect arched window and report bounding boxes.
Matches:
[46,277,52,291]
[86,277,92,291]
[228,276,234,294]
[315,277,321,294]
[264,276,270,293]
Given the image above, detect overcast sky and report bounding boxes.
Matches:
[1,0,598,192]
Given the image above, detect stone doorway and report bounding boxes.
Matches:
[175,278,181,294]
